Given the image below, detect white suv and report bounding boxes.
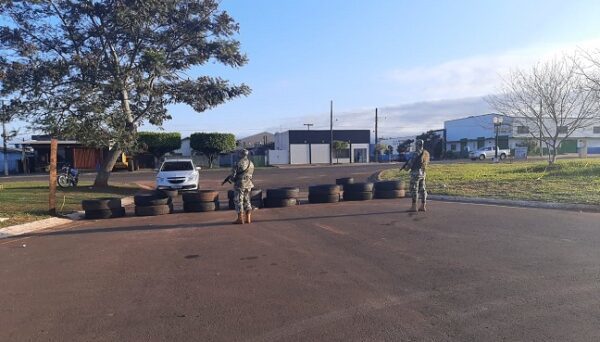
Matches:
[156,159,201,191]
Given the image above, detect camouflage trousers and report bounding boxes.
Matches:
[234,188,252,213]
[409,172,427,204]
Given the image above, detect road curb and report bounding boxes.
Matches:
[372,170,600,213]
[429,195,600,212]
[0,196,135,239]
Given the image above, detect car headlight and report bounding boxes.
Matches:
[187,174,198,181]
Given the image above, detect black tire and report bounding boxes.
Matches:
[228,199,235,210]
[183,201,217,212]
[308,193,340,204]
[343,182,374,192]
[335,177,354,185]
[135,204,172,216]
[264,197,297,208]
[479,154,485,160]
[228,188,263,200]
[343,191,374,201]
[500,153,507,160]
[374,180,405,191]
[182,190,219,203]
[81,197,122,211]
[251,199,263,209]
[134,192,171,206]
[85,207,126,220]
[374,190,406,199]
[158,189,178,198]
[266,187,300,199]
[57,175,71,188]
[308,184,341,196]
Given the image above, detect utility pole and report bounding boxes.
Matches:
[303,123,313,130]
[330,100,333,165]
[375,108,378,163]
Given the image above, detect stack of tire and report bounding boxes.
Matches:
[373,180,406,199]
[342,182,374,201]
[335,177,354,189]
[182,190,220,212]
[82,198,126,219]
[158,189,179,199]
[134,191,173,216]
[264,187,299,208]
[308,184,341,204]
[227,189,264,210]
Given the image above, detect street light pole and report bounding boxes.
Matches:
[493,115,503,163]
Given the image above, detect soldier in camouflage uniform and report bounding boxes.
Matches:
[401,139,430,212]
[229,149,255,224]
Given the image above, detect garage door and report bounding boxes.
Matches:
[310,144,330,164]
[290,144,309,164]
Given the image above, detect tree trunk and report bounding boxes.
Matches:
[94,147,122,188]
[208,155,214,169]
[2,120,8,176]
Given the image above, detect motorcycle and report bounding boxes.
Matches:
[57,164,79,188]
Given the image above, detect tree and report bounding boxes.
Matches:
[385,145,393,162]
[488,55,600,164]
[137,132,181,166]
[332,140,349,164]
[396,139,414,154]
[190,133,235,168]
[0,0,250,186]
[375,144,386,161]
[1,103,18,176]
[416,131,444,159]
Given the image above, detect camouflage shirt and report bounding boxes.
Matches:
[230,157,254,189]
[405,150,430,175]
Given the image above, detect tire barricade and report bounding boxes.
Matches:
[335,177,354,190]
[228,189,264,210]
[183,190,220,212]
[373,180,406,199]
[82,197,126,219]
[342,182,374,201]
[264,187,299,208]
[134,191,173,216]
[308,184,340,204]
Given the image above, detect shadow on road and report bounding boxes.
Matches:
[13,209,416,239]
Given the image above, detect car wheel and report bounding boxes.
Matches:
[479,154,485,160]
[500,153,507,160]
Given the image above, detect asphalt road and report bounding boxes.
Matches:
[1,165,600,341]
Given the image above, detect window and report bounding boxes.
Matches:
[593,126,600,134]
[557,126,568,134]
[161,161,193,171]
[450,144,456,151]
[517,126,530,134]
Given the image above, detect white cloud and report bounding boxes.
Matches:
[388,38,600,102]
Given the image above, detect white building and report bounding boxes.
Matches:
[445,113,600,155]
[378,136,417,155]
[270,130,371,165]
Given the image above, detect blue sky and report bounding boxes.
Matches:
[9,0,600,141]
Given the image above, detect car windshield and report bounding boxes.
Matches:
[161,161,193,172]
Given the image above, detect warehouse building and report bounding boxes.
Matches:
[444,113,600,156]
[269,130,370,165]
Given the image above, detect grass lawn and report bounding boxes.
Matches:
[380,158,600,205]
[0,181,140,228]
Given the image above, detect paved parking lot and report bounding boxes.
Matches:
[1,165,600,341]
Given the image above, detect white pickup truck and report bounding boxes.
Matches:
[469,146,511,161]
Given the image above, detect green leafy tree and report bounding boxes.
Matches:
[190,133,235,168]
[375,143,386,161]
[416,131,444,159]
[137,132,181,165]
[0,0,250,187]
[396,139,414,154]
[332,140,349,163]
